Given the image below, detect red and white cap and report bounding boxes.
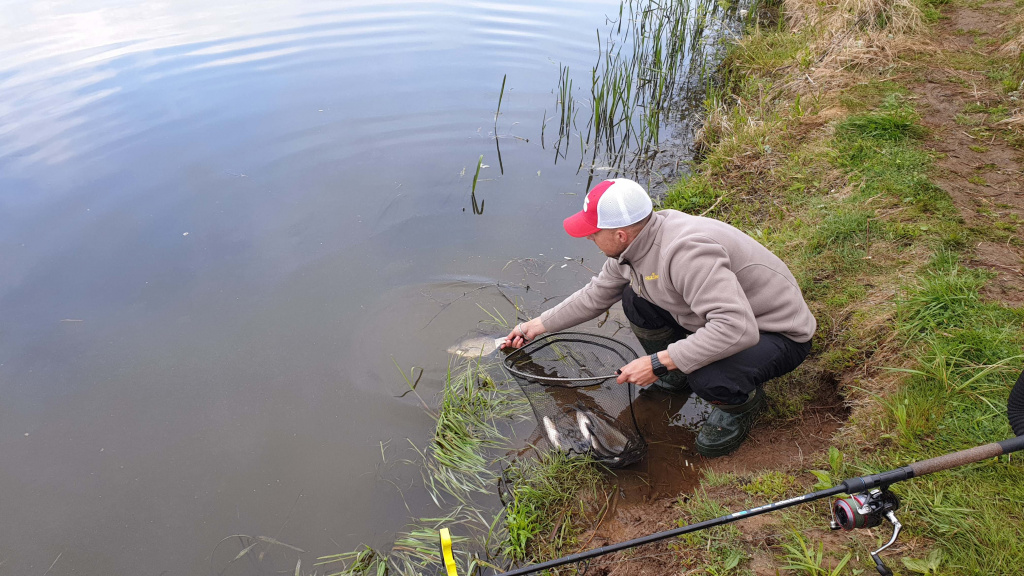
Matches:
[562,178,653,238]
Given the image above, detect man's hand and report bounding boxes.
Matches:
[616,351,677,387]
[615,356,658,387]
[502,318,546,349]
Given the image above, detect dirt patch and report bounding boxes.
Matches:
[910,1,1024,304]
[973,240,1024,303]
[565,381,847,576]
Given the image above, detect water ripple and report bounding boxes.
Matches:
[0,0,620,171]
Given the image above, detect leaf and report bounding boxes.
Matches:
[830,552,852,576]
[232,542,259,562]
[257,536,306,553]
[902,549,943,574]
[905,545,942,573]
[902,557,933,573]
[295,559,301,576]
[809,470,832,490]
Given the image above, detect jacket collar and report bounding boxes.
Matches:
[617,211,662,264]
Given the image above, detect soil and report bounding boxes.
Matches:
[539,3,1023,575]
[912,0,1024,302]
[564,382,847,576]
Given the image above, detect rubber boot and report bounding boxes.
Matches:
[695,387,766,457]
[629,323,691,395]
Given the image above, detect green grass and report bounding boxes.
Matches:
[739,470,799,499]
[320,360,531,576]
[653,1,1024,573]
[663,176,727,214]
[500,452,604,562]
[673,488,750,574]
[779,531,851,576]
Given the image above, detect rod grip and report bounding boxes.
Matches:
[909,442,1004,476]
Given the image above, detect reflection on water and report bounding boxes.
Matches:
[0,0,717,574]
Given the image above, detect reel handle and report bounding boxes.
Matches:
[872,555,893,576]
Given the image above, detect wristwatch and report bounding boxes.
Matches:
[650,353,668,377]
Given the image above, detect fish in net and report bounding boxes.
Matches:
[503,332,647,467]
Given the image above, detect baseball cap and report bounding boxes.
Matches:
[562,178,654,238]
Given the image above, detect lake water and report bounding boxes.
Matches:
[0,1,720,573]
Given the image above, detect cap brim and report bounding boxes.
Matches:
[563,211,600,238]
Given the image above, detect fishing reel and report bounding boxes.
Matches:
[829,488,903,576]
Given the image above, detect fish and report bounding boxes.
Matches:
[577,410,630,459]
[542,416,564,449]
[446,335,506,358]
[576,411,593,444]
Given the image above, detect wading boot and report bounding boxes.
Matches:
[629,323,691,395]
[695,387,766,457]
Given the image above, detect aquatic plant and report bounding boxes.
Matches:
[552,0,744,182]
[319,359,530,576]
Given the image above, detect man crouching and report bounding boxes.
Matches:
[504,178,816,457]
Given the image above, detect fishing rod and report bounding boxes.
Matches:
[438,369,1024,576]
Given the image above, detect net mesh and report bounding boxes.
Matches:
[502,332,646,467]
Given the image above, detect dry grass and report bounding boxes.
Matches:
[997,111,1024,131]
[699,0,936,150]
[998,10,1024,57]
[787,0,925,34]
[779,0,932,98]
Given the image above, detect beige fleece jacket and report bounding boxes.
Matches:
[539,210,816,374]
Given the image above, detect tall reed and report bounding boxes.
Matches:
[553,0,747,180]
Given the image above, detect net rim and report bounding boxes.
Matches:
[501,331,639,386]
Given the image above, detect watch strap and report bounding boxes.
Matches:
[650,353,668,376]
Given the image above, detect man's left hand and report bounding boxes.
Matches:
[615,356,659,387]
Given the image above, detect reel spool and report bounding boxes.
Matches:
[831,489,900,531]
[830,488,903,576]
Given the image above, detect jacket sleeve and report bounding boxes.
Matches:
[664,236,760,373]
[539,258,629,333]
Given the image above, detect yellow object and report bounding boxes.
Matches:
[439,528,458,576]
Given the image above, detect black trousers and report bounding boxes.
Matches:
[621,286,812,405]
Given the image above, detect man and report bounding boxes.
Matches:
[504,178,816,457]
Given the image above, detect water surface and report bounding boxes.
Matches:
[0,1,708,573]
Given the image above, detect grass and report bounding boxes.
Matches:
[652,0,1024,573]
[470,155,485,215]
[552,0,737,176]
[327,0,1024,574]
[672,488,749,573]
[500,452,604,562]
[780,531,852,576]
[319,360,531,576]
[739,470,799,499]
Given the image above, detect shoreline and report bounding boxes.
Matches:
[322,0,1024,573]
[520,0,1024,573]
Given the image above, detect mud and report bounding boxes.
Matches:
[566,382,847,576]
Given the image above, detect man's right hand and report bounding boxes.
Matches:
[502,318,546,349]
